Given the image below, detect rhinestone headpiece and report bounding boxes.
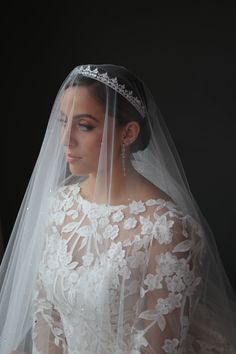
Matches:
[75,65,145,118]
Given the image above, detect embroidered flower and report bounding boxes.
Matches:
[167,292,182,311]
[155,252,179,276]
[182,268,195,286]
[62,196,74,211]
[156,297,171,315]
[162,338,179,354]
[112,210,124,222]
[129,200,146,214]
[107,242,125,260]
[176,258,190,276]
[48,236,73,268]
[87,207,101,220]
[153,216,174,244]
[98,216,110,228]
[145,199,158,206]
[165,274,186,292]
[82,253,94,267]
[153,293,182,321]
[123,238,132,247]
[103,224,119,240]
[86,204,111,220]
[143,273,163,291]
[136,234,152,250]
[123,217,137,230]
[133,331,149,350]
[71,184,80,196]
[107,242,131,284]
[66,209,78,220]
[153,199,167,214]
[139,216,153,235]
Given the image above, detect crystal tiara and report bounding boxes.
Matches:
[74,65,146,118]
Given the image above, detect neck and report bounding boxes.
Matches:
[83,158,141,204]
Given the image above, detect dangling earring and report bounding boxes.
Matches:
[121,143,126,177]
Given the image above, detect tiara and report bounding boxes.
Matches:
[74,65,145,118]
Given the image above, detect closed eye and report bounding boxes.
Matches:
[79,123,94,131]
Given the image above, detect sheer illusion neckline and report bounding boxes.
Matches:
[78,192,128,209]
[76,183,174,210]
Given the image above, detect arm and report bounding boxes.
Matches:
[32,277,67,354]
[31,187,70,354]
[132,207,203,353]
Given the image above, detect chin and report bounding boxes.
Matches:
[68,164,92,177]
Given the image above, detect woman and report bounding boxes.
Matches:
[0,64,236,353]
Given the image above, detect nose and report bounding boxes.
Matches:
[61,123,77,147]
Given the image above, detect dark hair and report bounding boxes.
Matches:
[66,75,151,153]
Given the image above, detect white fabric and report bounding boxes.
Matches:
[32,183,232,353]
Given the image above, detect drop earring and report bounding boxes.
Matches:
[121,143,126,177]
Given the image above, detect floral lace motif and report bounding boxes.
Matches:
[32,183,214,354]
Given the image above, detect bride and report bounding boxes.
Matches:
[1,64,236,353]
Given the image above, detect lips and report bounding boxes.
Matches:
[67,154,81,159]
[67,154,82,162]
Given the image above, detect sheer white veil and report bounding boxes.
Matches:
[0,64,235,353]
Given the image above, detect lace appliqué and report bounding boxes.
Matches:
[32,183,207,354]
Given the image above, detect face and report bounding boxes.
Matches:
[60,85,121,176]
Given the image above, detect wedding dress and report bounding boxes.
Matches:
[32,182,234,354]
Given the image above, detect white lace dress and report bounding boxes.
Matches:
[32,183,233,354]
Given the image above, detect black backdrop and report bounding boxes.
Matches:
[1,2,236,290]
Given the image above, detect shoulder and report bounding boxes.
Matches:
[135,178,182,217]
[134,175,174,204]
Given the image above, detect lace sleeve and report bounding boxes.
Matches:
[132,205,203,354]
[32,276,67,354]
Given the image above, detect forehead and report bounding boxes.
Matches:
[60,86,105,118]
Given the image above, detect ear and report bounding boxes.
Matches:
[121,121,140,146]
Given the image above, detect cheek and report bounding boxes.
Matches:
[83,132,102,156]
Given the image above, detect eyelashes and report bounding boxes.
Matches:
[79,124,94,131]
[57,117,94,131]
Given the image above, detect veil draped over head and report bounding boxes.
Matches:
[0,64,236,354]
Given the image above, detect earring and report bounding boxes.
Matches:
[121,143,126,177]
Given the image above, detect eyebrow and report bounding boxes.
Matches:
[60,111,99,122]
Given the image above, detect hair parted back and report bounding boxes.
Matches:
[65,74,151,153]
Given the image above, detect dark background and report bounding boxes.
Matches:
[1,2,236,289]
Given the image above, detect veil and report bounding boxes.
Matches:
[0,64,236,354]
